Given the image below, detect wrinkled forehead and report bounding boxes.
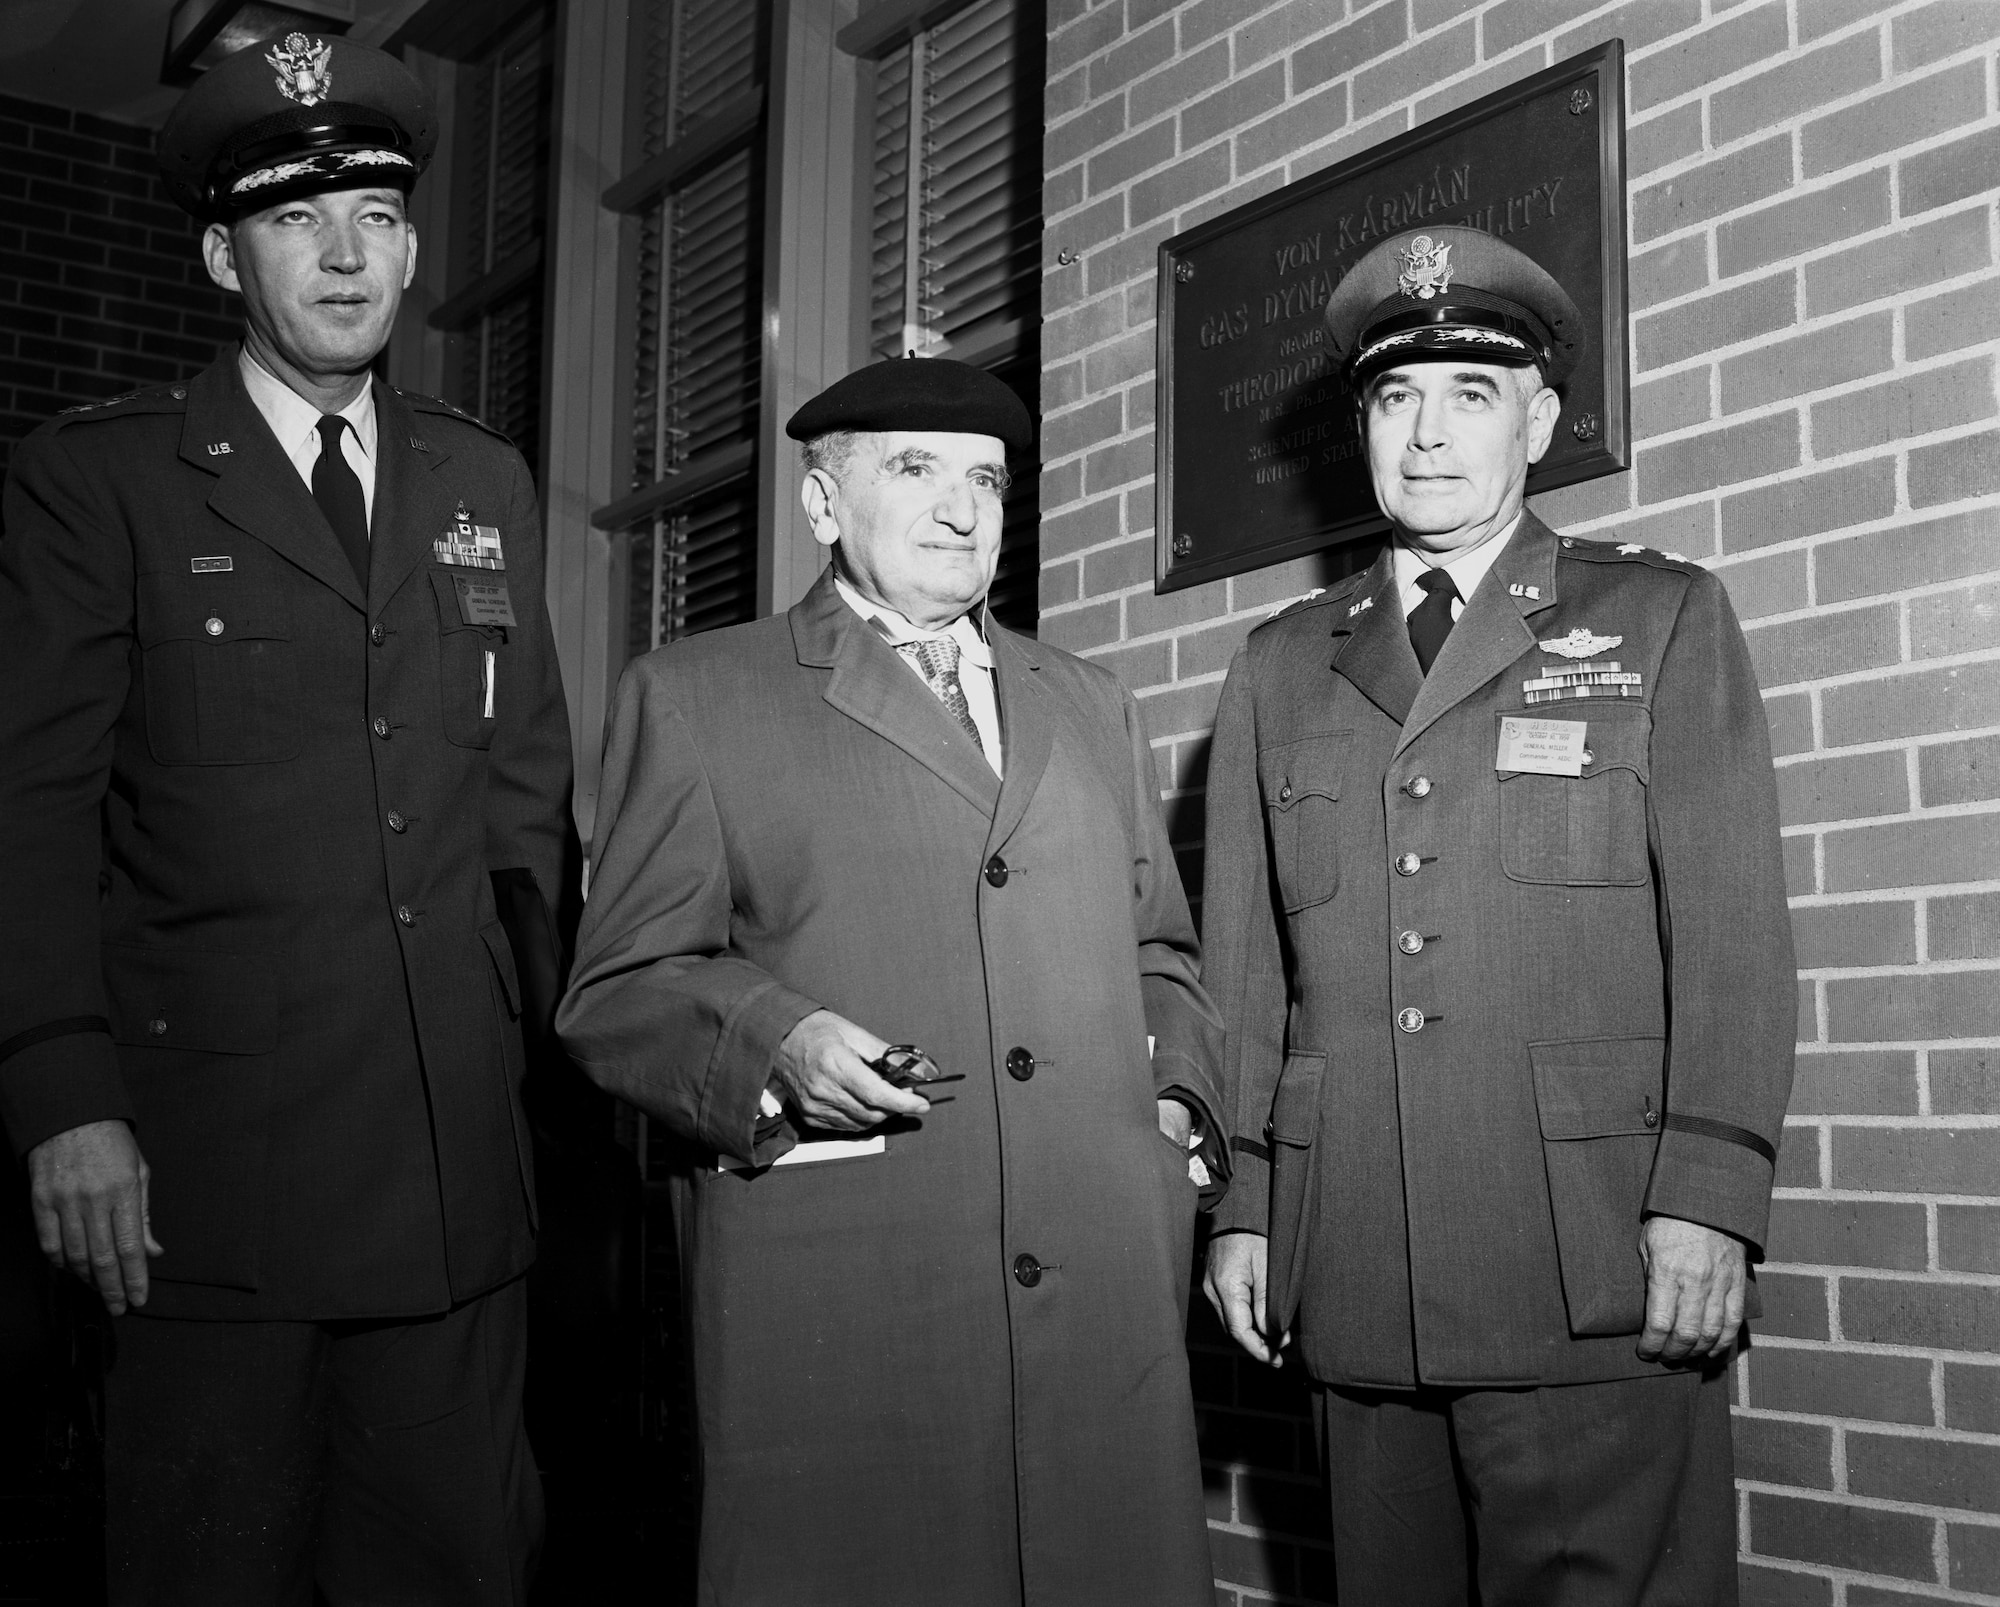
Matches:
[857,429,1008,474]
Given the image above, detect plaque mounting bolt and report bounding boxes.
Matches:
[1174,261,1194,283]
[1571,413,1599,441]
[1569,86,1592,115]
[1173,532,1194,557]
[1056,247,1078,266]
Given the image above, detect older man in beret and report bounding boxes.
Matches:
[1200,229,1794,1604]
[558,356,1226,1604]
[0,35,576,1602]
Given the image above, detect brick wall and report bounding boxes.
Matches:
[1038,2,2000,1602]
[0,94,237,481]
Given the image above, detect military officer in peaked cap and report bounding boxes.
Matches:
[1201,227,1795,1604]
[0,32,577,1602]
[558,357,1229,1604]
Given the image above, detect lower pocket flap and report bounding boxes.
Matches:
[1531,1037,1665,1140]
[480,921,523,1016]
[104,943,279,1053]
[1269,1051,1326,1146]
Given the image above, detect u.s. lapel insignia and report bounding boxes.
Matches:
[1539,627,1622,659]
[267,34,333,105]
[1348,595,1374,618]
[433,505,506,571]
[1508,582,1541,600]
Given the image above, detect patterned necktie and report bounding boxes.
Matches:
[313,415,370,586]
[1408,566,1461,675]
[898,638,984,748]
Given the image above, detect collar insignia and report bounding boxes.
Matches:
[268,34,334,106]
[1508,582,1541,600]
[1347,594,1373,618]
[1539,627,1623,659]
[1395,235,1453,301]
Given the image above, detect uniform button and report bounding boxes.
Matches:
[1398,930,1424,955]
[170,385,187,400]
[372,716,390,739]
[397,905,415,927]
[1013,1253,1043,1288]
[984,855,1009,887]
[147,1018,168,1037]
[1643,1108,1660,1129]
[370,623,386,646]
[1278,781,1293,802]
[1397,1007,1426,1034]
[1581,748,1595,767]
[1403,775,1432,799]
[1395,851,1423,876]
[204,616,224,636]
[387,811,407,833]
[1006,1046,1035,1081]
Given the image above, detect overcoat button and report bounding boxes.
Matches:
[147,1018,167,1037]
[387,811,406,833]
[397,905,415,926]
[985,855,1009,887]
[1581,749,1595,766]
[1395,852,1422,876]
[1396,1007,1425,1034]
[1279,781,1293,802]
[372,716,390,739]
[1643,1109,1660,1129]
[1013,1253,1043,1288]
[370,623,386,646]
[1006,1046,1034,1081]
[1404,775,1432,799]
[204,616,224,636]
[1398,930,1424,955]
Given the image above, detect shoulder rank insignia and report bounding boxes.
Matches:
[1617,543,1644,555]
[1539,627,1623,659]
[433,509,505,571]
[1265,587,1325,620]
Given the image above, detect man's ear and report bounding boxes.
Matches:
[201,222,241,293]
[1524,382,1562,466]
[403,223,419,291]
[801,469,841,549]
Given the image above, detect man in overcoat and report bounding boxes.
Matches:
[1201,229,1795,1605]
[557,358,1226,1606]
[0,37,576,1602]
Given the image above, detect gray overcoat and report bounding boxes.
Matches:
[556,569,1226,1606]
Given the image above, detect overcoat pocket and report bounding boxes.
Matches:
[431,570,504,749]
[1267,1051,1326,1333]
[1496,704,1651,886]
[1531,1036,1664,1337]
[1257,735,1350,911]
[137,570,300,765]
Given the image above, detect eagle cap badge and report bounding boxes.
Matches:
[1540,627,1624,659]
[267,34,334,106]
[1396,235,1453,301]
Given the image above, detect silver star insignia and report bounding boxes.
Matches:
[1617,543,1644,555]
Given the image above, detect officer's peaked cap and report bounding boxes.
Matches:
[786,357,1033,453]
[159,34,435,222]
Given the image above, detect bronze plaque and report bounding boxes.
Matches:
[1155,43,1629,592]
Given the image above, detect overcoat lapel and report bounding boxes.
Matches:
[1329,547,1420,727]
[368,384,462,609]
[182,359,364,612]
[791,570,1002,818]
[987,626,1053,851]
[1395,514,1562,756]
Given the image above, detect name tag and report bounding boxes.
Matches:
[1497,716,1588,777]
[718,1135,886,1172]
[452,574,516,627]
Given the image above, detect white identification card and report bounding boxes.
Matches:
[1496,716,1588,776]
[717,1134,886,1172]
[481,649,495,719]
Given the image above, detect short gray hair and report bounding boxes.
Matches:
[800,430,860,484]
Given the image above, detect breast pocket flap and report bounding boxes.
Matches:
[137,572,292,646]
[1258,735,1347,810]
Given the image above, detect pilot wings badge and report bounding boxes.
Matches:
[268,34,334,106]
[1539,627,1624,659]
[1396,235,1453,300]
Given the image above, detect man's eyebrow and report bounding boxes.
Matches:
[1447,371,1502,391]
[971,459,1009,483]
[880,446,939,472]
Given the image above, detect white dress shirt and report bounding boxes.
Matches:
[238,347,379,530]
[834,574,1004,779]
[1392,510,1523,622]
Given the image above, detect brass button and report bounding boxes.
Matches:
[1582,748,1595,766]
[204,616,223,636]
[1395,852,1422,876]
[370,623,386,646]
[397,905,415,926]
[1013,1253,1043,1288]
[1006,1046,1034,1082]
[1397,1007,1425,1034]
[984,855,1009,888]
[1404,775,1432,799]
[1644,1108,1659,1129]
[372,716,390,739]
[386,811,406,833]
[1398,930,1424,955]
[1279,781,1293,802]
[147,1018,167,1037]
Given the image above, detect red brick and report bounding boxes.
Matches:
[1952,1516,2000,1592]
[1931,890,2000,962]
[1633,136,1794,245]
[1629,103,1704,179]
[1943,1362,2000,1434]
[1179,60,1287,153]
[1045,98,1128,175]
[1553,0,1701,59]
[1796,973,1820,1043]
[1087,637,1173,694]
[1803,61,1988,180]
[1722,458,1896,554]
[1040,558,1081,612]
[1086,18,1176,102]
[1814,359,1996,462]
[1043,291,1128,362]
[1916,581,2000,664]
[1759,1270,1833,1340]
[1769,1198,1930,1272]
[1739,1561,1834,1607]
[1907,276,2000,362]
[1714,32,1883,148]
[1896,0,2000,70]
[1128,576,1229,639]
[1085,219,1177,296]
[1719,172,1893,280]
[1791,898,1918,965]
[1818,508,1999,604]
[1231,81,1351,177]
[1086,121,1178,200]
[1716,547,1806,620]
[1804,208,1993,317]
[1208,1524,1292,1595]
[1631,238,1710,311]
[1746,1491,1936,1580]
[1476,0,1598,57]
[1734,1414,1836,1489]
[1041,457,1082,511]
[1939,1204,2000,1275]
[1632,368,1712,440]
[1836,1125,2000,1196]
[1352,23,1476,122]
[1637,411,1800,503]
[1124,480,1155,536]
[1777,751,1910,836]
[1415,51,1551,128]
[1524,470,1632,527]
[1829,966,2000,1041]
[1598,503,1719,561]
[1291,2,1407,91]
[1631,2,1790,113]
[1910,429,2000,510]
[1903,124,2000,218]
[1638,275,1798,374]
[1083,431,1154,497]
[1822,659,2000,746]
[1178,616,1256,680]
[1931,1049,1998,1115]
[1791,1051,1920,1116]
[1850,1431,2000,1515]
[1041,496,1122,560]
[1130,39,1231,129]
[1046,2,1127,75]
[1745,603,1900,688]
[1037,596,1120,654]
[1721,312,1895,416]
[1082,535,1155,598]
[1767,693,1813,760]
[1748,1345,1935,1425]
[1179,0,1269,50]
[1130,143,1233,228]
[1042,394,1124,462]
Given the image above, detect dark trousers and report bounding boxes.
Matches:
[105,1276,541,1606]
[1317,1364,1737,1607]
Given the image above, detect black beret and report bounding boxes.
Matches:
[1323,226,1583,389]
[786,357,1034,452]
[159,34,435,222]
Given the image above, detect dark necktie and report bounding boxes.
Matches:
[313,415,370,586]
[897,638,985,749]
[1408,566,1461,675]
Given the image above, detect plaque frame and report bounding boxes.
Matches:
[1153,42,1629,592]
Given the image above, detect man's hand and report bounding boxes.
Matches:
[1203,1231,1290,1368]
[1157,1098,1194,1149]
[771,1009,934,1133]
[28,1120,161,1316]
[1638,1215,1747,1364]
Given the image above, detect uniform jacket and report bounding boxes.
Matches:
[556,569,1227,1607]
[1204,515,1795,1389]
[0,354,578,1321]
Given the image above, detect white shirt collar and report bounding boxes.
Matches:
[1392,510,1523,612]
[237,345,376,461]
[834,574,994,669]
